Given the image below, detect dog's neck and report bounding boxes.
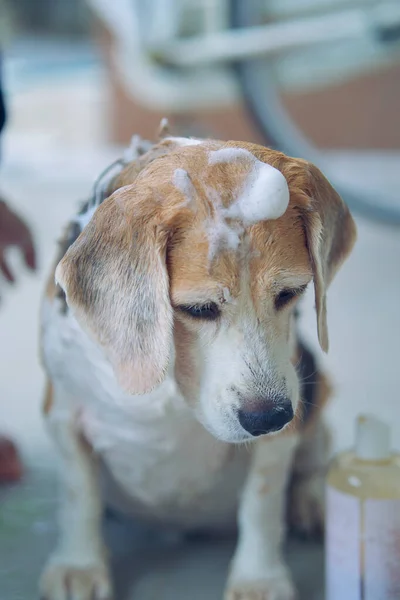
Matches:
[72,135,153,242]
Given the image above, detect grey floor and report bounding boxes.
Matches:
[0,40,399,600]
[0,468,324,600]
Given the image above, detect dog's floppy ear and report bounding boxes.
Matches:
[56,184,173,395]
[298,163,356,352]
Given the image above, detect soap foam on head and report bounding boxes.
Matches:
[206,217,243,260]
[206,148,290,259]
[225,158,289,224]
[170,146,290,261]
[173,168,197,206]
[208,147,250,165]
[165,136,203,147]
[209,148,290,225]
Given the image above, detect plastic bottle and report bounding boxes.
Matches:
[326,414,400,600]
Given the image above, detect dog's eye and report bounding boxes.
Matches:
[178,302,220,320]
[275,286,307,311]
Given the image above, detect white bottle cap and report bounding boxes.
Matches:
[355,414,391,460]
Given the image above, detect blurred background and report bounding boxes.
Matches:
[0,1,399,598]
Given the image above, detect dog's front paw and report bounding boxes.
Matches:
[288,473,325,539]
[40,559,113,600]
[225,575,297,600]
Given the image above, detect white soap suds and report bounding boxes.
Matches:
[166,136,202,147]
[205,185,245,260]
[173,168,197,205]
[209,147,289,225]
[206,147,290,260]
[224,160,289,225]
[208,147,249,165]
[206,218,243,260]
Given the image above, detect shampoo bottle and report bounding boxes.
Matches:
[326,414,400,600]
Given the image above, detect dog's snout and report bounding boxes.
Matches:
[238,398,293,437]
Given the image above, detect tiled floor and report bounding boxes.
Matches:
[0,42,399,599]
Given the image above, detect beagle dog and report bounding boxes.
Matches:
[39,129,356,600]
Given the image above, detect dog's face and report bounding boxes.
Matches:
[56,139,356,443]
[170,194,310,443]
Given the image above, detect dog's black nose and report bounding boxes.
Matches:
[238,401,293,437]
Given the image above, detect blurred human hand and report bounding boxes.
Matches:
[0,199,36,287]
[0,435,23,482]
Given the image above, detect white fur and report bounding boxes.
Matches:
[194,290,300,443]
[40,401,112,600]
[41,298,248,526]
[226,435,299,599]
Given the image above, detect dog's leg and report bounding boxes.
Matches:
[40,388,112,600]
[225,434,299,600]
[287,416,330,539]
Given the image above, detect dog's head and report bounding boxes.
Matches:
[56,139,356,443]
